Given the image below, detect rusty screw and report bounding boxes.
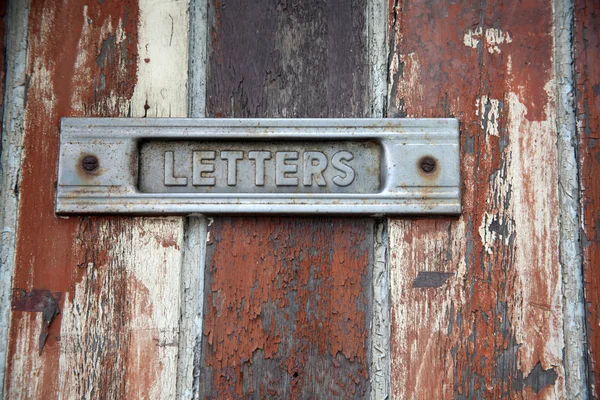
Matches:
[81,155,99,172]
[420,156,436,173]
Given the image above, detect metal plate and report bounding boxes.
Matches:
[56,118,460,215]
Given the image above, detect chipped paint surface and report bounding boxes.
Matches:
[574,0,600,396]
[200,218,373,398]
[464,27,513,54]
[0,0,28,393]
[5,0,188,397]
[202,0,373,397]
[476,96,502,137]
[57,218,183,399]
[388,0,565,398]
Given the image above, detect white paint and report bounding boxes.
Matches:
[397,53,422,116]
[0,1,29,397]
[367,0,391,398]
[389,59,566,400]
[176,1,208,397]
[390,220,468,398]
[485,28,512,54]
[131,0,189,117]
[5,315,45,399]
[554,0,588,397]
[367,0,388,118]
[371,221,391,400]
[476,96,501,137]
[55,0,191,397]
[478,212,506,254]
[188,0,207,119]
[463,26,482,49]
[176,217,207,400]
[506,91,565,395]
[57,218,185,399]
[464,27,512,54]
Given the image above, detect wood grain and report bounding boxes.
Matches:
[387,0,564,398]
[575,0,600,396]
[201,218,373,398]
[202,0,373,397]
[5,0,188,397]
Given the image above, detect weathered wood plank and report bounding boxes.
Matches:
[5,0,188,397]
[387,0,564,398]
[574,0,600,396]
[0,0,24,394]
[555,0,587,396]
[202,0,373,397]
[201,218,373,398]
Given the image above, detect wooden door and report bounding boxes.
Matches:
[0,0,597,399]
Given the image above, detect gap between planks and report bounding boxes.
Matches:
[0,1,29,398]
[554,0,589,397]
[367,0,391,398]
[175,0,209,398]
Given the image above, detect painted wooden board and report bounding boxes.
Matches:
[387,0,565,398]
[201,218,373,398]
[575,0,600,396]
[5,0,188,398]
[201,0,374,397]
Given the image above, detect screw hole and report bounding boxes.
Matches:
[420,156,436,173]
[81,155,99,172]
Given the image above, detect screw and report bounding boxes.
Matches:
[81,155,99,172]
[420,156,436,173]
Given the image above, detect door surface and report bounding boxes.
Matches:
[0,0,598,399]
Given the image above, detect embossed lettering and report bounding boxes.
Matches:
[164,151,187,186]
[192,151,216,186]
[220,151,244,186]
[303,151,327,186]
[332,151,355,186]
[248,151,271,186]
[276,151,298,186]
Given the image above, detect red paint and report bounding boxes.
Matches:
[6,0,139,396]
[389,0,560,397]
[202,218,372,398]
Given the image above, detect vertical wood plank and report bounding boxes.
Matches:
[555,0,587,396]
[575,0,600,396]
[0,0,25,394]
[5,0,188,398]
[202,0,373,397]
[176,1,209,398]
[387,0,564,398]
[201,218,373,398]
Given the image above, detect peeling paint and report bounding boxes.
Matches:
[464,26,513,54]
[476,96,502,137]
[574,0,600,397]
[5,0,190,397]
[201,218,373,398]
[388,0,565,397]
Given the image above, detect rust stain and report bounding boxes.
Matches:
[6,0,139,397]
[575,0,600,396]
[201,218,372,398]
